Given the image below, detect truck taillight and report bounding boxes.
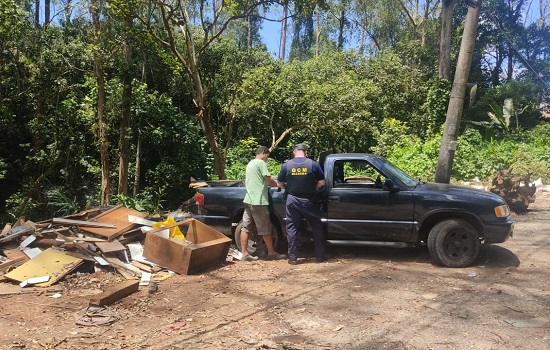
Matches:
[195,192,204,206]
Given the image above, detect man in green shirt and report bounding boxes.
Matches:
[240,146,287,261]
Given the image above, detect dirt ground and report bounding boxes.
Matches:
[1,192,549,350]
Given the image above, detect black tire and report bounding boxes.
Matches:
[234,220,282,258]
[427,219,480,268]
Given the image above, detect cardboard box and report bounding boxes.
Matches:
[143,218,231,275]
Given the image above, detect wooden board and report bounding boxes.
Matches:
[89,280,139,306]
[95,240,126,253]
[80,206,146,241]
[3,247,28,260]
[4,248,83,287]
[52,218,116,228]
[0,256,28,273]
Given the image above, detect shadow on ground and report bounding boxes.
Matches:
[296,242,519,269]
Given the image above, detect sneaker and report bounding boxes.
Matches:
[316,256,328,263]
[243,255,258,262]
[265,253,287,261]
[288,259,298,265]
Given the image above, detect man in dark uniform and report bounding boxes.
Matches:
[277,144,326,265]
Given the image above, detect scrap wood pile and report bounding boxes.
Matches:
[490,169,538,213]
[0,205,231,305]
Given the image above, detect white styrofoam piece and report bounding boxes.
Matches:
[139,271,152,286]
[19,235,37,249]
[94,256,110,266]
[20,275,50,287]
[23,247,42,259]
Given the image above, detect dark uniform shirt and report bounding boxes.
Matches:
[278,157,325,198]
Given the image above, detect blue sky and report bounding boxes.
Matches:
[260,18,283,58]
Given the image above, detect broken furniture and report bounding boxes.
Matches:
[143,218,231,275]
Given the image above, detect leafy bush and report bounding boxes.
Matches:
[384,125,550,184]
[225,137,281,180]
[509,124,550,182]
[114,189,165,215]
[0,159,5,180]
[372,118,410,157]
[386,133,440,182]
[454,129,518,181]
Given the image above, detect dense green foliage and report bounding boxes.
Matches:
[384,125,550,183]
[0,0,548,223]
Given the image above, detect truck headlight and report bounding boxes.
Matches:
[494,204,510,218]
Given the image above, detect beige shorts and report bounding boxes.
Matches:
[242,204,271,235]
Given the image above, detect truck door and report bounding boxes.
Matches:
[326,159,414,242]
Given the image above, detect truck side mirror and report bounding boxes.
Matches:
[382,179,397,192]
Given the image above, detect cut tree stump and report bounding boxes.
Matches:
[490,169,536,213]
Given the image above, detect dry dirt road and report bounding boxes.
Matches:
[1,192,549,350]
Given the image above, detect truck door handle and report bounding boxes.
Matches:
[328,196,340,202]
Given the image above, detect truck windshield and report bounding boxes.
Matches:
[378,158,418,189]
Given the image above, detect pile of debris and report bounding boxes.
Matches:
[490,169,538,213]
[0,205,231,304]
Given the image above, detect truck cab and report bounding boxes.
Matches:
[191,153,513,267]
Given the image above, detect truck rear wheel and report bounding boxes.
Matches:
[235,221,282,258]
[427,219,480,268]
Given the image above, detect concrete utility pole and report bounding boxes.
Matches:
[435,0,482,183]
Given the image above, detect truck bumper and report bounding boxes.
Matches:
[483,220,514,244]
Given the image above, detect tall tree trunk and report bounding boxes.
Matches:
[247,16,252,48]
[315,8,321,57]
[439,0,453,79]
[118,15,133,195]
[65,0,72,24]
[45,0,51,27]
[491,52,504,86]
[338,9,345,49]
[421,0,430,47]
[34,0,39,26]
[158,5,226,179]
[133,135,141,196]
[90,0,110,205]
[435,1,482,184]
[280,1,288,61]
[507,46,514,81]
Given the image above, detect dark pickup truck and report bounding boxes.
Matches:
[191,153,513,267]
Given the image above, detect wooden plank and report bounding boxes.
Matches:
[103,256,140,277]
[1,223,11,236]
[117,228,145,246]
[13,216,26,228]
[39,227,72,237]
[81,207,146,241]
[3,247,28,260]
[52,218,117,228]
[0,256,28,273]
[89,280,139,306]
[131,261,161,273]
[54,229,101,257]
[0,226,35,244]
[95,240,126,253]
[63,207,103,221]
[89,204,123,220]
[63,236,108,243]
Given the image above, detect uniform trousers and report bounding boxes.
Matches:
[285,194,325,261]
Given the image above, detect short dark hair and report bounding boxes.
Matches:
[256,146,270,155]
[292,143,307,152]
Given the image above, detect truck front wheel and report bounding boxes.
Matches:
[427,219,480,268]
[235,221,282,258]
